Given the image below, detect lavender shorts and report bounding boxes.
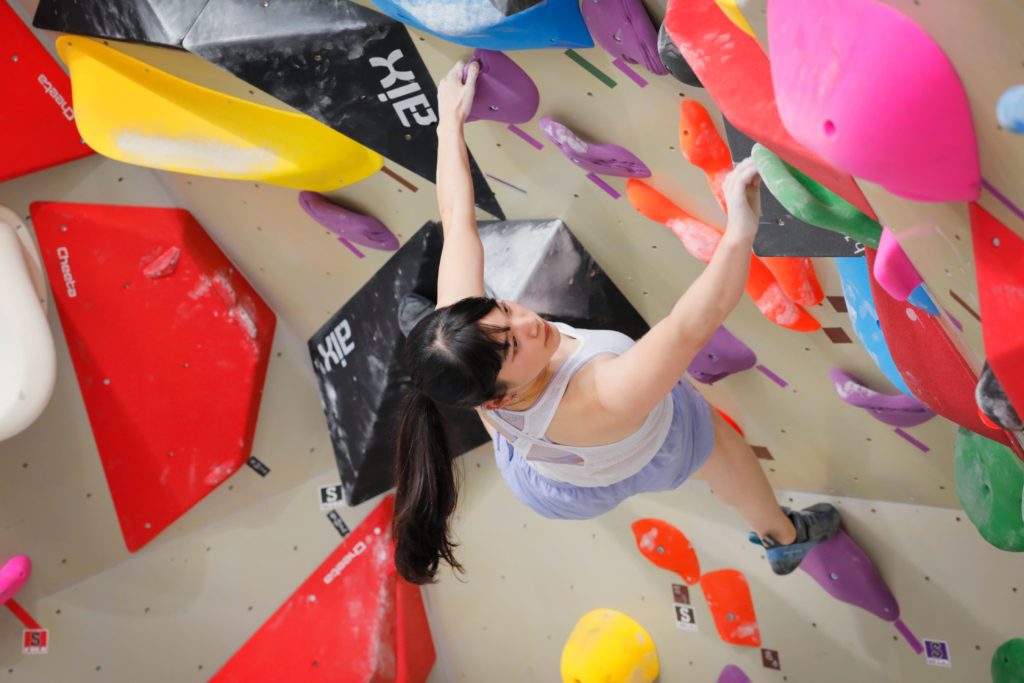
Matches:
[493,380,715,520]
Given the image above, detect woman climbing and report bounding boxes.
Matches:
[392,60,841,585]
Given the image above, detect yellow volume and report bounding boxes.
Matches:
[57,36,383,191]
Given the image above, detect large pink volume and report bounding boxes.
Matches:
[767,0,980,202]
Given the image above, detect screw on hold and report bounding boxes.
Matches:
[727,612,737,621]
[489,105,499,111]
[656,546,665,554]
[829,571,840,580]
[993,237,1001,247]
[102,378,111,385]
[60,225,68,232]
[11,55,18,62]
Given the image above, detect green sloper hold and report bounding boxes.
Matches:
[954,427,1024,551]
[993,638,1024,683]
[752,143,882,248]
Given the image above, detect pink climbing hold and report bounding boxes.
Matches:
[463,50,540,125]
[829,368,935,427]
[298,192,399,258]
[0,555,31,604]
[873,227,924,301]
[581,0,668,76]
[539,117,651,177]
[767,0,980,202]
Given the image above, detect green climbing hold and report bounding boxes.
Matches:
[992,638,1024,683]
[954,427,1024,552]
[752,143,882,248]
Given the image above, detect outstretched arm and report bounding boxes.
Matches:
[435,60,486,308]
[593,158,762,419]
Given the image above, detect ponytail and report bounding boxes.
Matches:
[391,297,510,584]
[392,390,464,584]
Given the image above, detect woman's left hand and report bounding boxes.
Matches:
[437,60,480,128]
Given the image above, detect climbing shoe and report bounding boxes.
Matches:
[748,503,842,575]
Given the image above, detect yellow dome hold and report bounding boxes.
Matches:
[561,609,659,683]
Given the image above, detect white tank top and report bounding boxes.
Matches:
[484,322,674,487]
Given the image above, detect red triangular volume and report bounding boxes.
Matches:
[0,2,92,181]
[212,496,436,683]
[971,203,1024,426]
[864,246,1022,457]
[31,203,275,551]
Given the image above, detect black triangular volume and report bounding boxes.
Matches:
[32,0,209,48]
[183,0,504,218]
[722,118,861,257]
[309,218,648,505]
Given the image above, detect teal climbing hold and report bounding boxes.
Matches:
[954,427,1024,552]
[992,638,1024,683]
[752,143,882,249]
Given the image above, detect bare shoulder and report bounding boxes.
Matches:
[545,355,647,447]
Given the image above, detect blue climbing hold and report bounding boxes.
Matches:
[997,85,1024,133]
[368,0,593,50]
[835,256,913,396]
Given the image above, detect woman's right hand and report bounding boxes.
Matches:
[437,60,480,129]
[722,156,762,242]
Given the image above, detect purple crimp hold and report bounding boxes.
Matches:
[463,49,540,125]
[688,326,756,384]
[299,192,399,254]
[538,117,651,177]
[829,368,935,427]
[581,0,667,76]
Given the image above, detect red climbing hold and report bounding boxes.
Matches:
[700,569,761,647]
[31,202,276,552]
[631,518,701,585]
[0,2,92,181]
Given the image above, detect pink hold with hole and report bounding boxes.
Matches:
[0,555,31,603]
[874,226,922,301]
[767,0,980,202]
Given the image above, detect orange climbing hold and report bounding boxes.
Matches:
[626,179,820,332]
[715,408,744,436]
[631,518,701,585]
[700,569,762,647]
[678,100,823,307]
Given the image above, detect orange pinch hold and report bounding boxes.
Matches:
[626,179,820,332]
[679,99,731,211]
[626,179,723,263]
[761,256,824,306]
[700,569,762,647]
[676,102,825,309]
[631,518,701,585]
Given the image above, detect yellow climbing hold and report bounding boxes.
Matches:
[561,608,659,683]
[56,36,382,191]
[714,0,756,38]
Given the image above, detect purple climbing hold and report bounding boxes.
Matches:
[688,326,757,384]
[581,0,667,76]
[829,368,935,427]
[800,529,923,654]
[298,191,400,258]
[538,117,651,177]
[717,664,752,683]
[463,49,540,125]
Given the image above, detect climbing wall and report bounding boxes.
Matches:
[0,0,1022,681]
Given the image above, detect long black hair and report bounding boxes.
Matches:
[392,297,510,584]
